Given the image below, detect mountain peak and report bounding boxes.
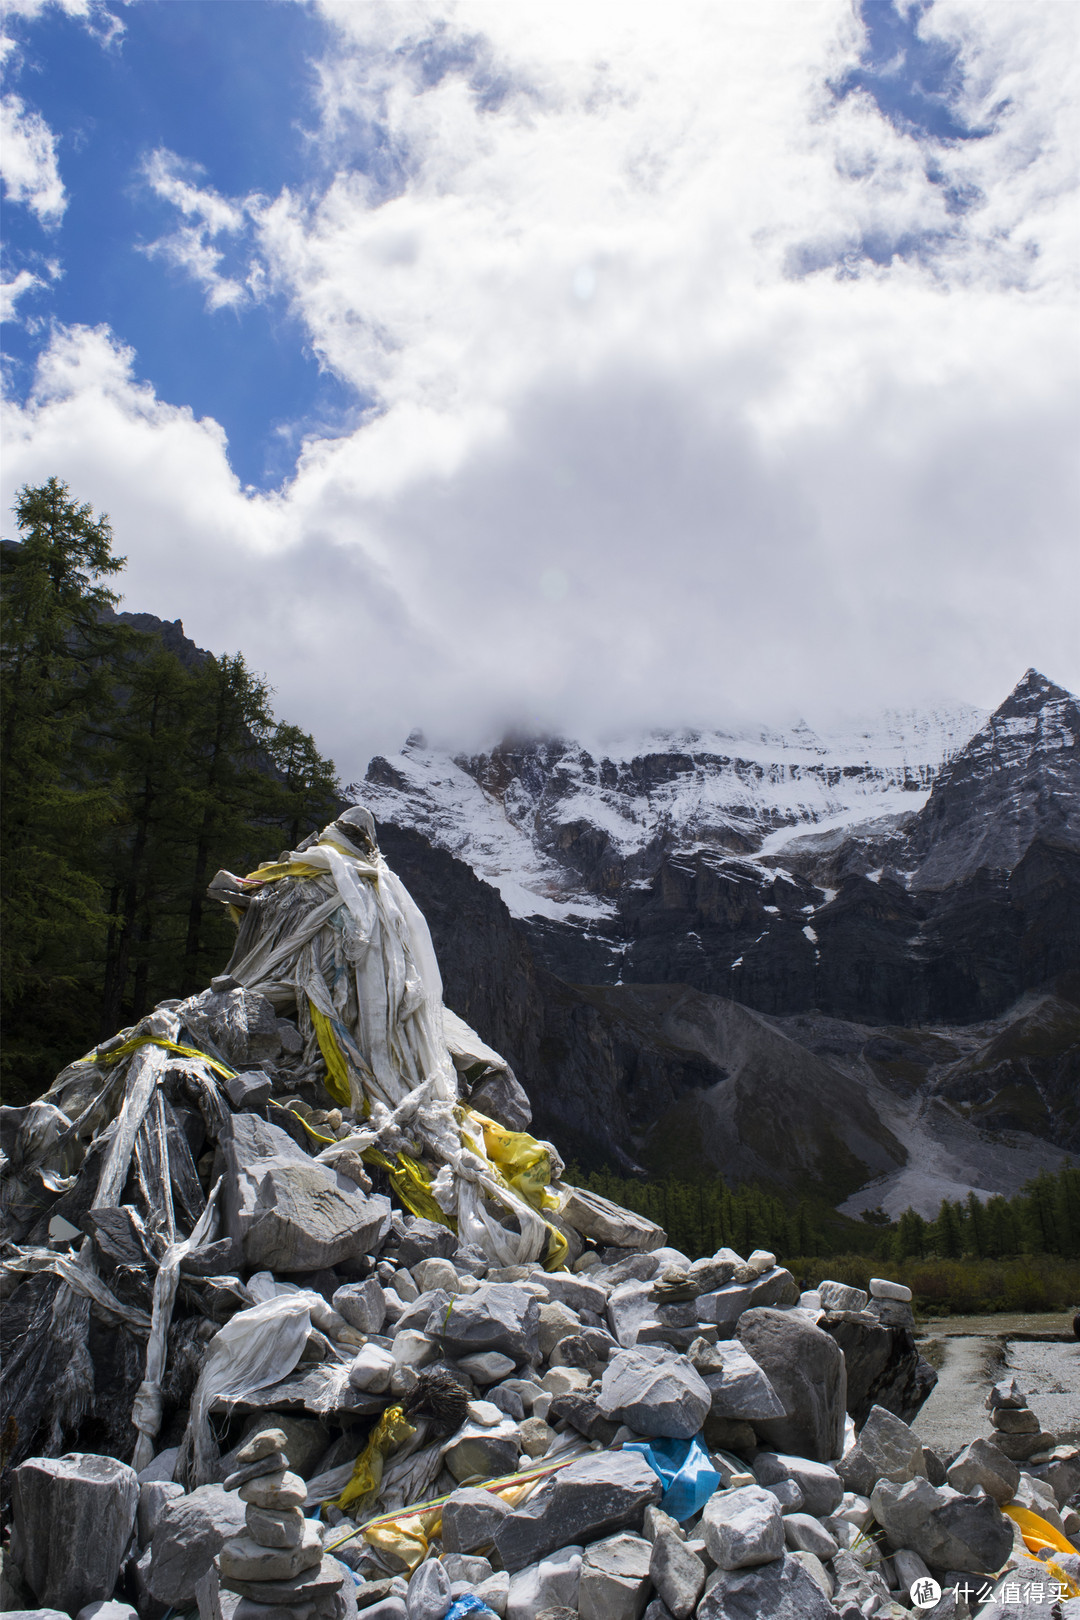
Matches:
[997,668,1074,715]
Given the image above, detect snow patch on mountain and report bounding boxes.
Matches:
[362,701,987,920]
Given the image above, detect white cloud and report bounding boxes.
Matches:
[0,93,65,223]
[0,267,41,320]
[140,149,252,311]
[2,2,1078,776]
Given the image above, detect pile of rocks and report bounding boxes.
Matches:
[4,1236,1079,1619]
[2,824,1078,1620]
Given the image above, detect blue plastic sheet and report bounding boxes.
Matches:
[444,1598,500,1620]
[623,1433,721,1521]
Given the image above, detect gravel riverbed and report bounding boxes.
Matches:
[912,1313,1079,1457]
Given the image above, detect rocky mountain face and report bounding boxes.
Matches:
[366,672,1080,1209]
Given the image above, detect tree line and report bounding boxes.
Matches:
[572,1161,1080,1266]
[1,479,341,1101]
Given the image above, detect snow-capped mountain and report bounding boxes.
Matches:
[363,701,987,923]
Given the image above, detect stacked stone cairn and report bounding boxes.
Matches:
[3,829,1079,1620]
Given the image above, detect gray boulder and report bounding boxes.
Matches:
[820,1308,937,1426]
[491,1451,662,1573]
[688,1338,785,1421]
[735,1309,846,1462]
[838,1403,927,1496]
[11,1452,140,1616]
[149,1484,248,1605]
[871,1476,1015,1573]
[390,1216,457,1269]
[137,1479,185,1546]
[430,1283,540,1365]
[247,1161,390,1272]
[698,1552,836,1618]
[700,1485,784,1570]
[945,1438,1020,1505]
[597,1346,711,1439]
[578,1533,653,1620]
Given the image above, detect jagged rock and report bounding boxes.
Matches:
[1027,1445,1080,1507]
[820,1308,936,1426]
[838,1403,927,1495]
[577,1532,652,1620]
[687,1337,785,1421]
[149,1484,248,1605]
[597,1346,711,1439]
[539,1272,609,1316]
[945,1438,1020,1504]
[431,1284,541,1365]
[987,1375,1027,1410]
[332,1280,386,1335]
[649,1525,706,1619]
[490,1451,662,1573]
[537,1300,581,1360]
[348,1344,396,1392]
[870,1477,1015,1573]
[546,1389,621,1444]
[749,1453,843,1517]
[700,1485,784,1571]
[698,1551,837,1617]
[735,1308,846,1461]
[995,1428,1058,1462]
[506,1544,582,1620]
[11,1453,140,1617]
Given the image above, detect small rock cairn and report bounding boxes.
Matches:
[218,1426,347,1617]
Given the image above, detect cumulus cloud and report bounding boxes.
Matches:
[2,1,1078,777]
[0,93,65,223]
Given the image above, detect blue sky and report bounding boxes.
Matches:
[2,0,362,488]
[2,1,1077,772]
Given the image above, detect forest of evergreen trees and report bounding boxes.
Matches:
[574,1160,1080,1305]
[1,479,341,1101]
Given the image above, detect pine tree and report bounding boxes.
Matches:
[1,480,132,1090]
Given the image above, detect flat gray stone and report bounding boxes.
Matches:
[597,1345,711,1439]
[870,1476,1015,1573]
[149,1484,248,1606]
[701,1485,784,1571]
[817,1280,869,1312]
[244,1504,305,1547]
[443,1419,521,1484]
[578,1532,652,1620]
[749,1453,843,1518]
[558,1186,666,1250]
[491,1451,662,1574]
[688,1337,785,1421]
[698,1552,836,1618]
[11,1453,139,1617]
[649,1526,706,1620]
[735,1308,846,1462]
